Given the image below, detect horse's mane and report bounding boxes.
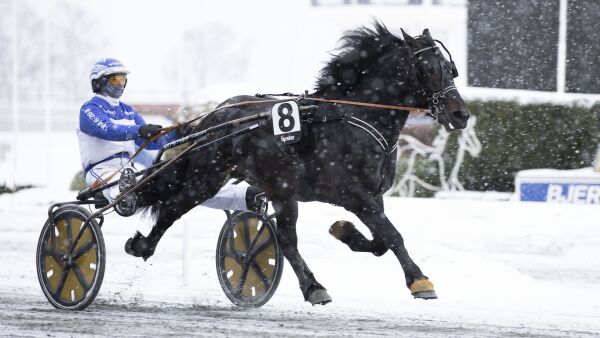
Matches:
[314,22,405,98]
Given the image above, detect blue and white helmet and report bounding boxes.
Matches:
[90,58,130,93]
[90,58,129,80]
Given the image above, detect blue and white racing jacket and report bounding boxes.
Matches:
[77,94,177,174]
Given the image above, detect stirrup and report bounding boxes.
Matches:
[245,187,269,217]
[115,168,138,217]
[115,194,137,217]
[254,192,269,218]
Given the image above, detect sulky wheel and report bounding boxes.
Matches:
[36,205,105,310]
[216,211,283,308]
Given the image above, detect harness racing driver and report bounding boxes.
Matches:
[77,57,265,221]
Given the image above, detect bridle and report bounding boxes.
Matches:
[411,39,459,121]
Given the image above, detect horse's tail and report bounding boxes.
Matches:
[135,102,246,220]
[138,200,162,222]
[136,155,192,221]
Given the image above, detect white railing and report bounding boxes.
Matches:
[389,116,481,197]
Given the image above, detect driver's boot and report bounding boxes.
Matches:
[115,168,138,217]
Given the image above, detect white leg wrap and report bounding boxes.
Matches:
[201,181,249,211]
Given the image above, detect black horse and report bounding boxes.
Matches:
[126,23,470,304]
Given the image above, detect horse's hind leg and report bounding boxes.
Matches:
[329,197,388,256]
[272,198,332,305]
[125,185,203,260]
[126,157,231,260]
[344,194,436,299]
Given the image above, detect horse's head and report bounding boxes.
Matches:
[402,28,470,131]
[315,23,470,131]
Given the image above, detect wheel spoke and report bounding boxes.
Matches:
[222,226,242,261]
[43,238,59,261]
[246,221,266,255]
[248,238,273,258]
[53,269,70,298]
[223,256,243,289]
[236,260,251,294]
[49,222,61,259]
[227,226,237,256]
[43,241,53,256]
[221,249,238,259]
[242,218,251,250]
[47,223,70,263]
[66,217,74,249]
[250,260,271,290]
[72,265,91,292]
[72,241,95,260]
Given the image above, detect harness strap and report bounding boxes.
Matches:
[299,106,345,123]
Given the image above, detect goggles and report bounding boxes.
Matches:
[107,74,127,87]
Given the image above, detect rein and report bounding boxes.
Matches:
[305,97,428,114]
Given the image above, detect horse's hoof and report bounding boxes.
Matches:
[307,288,332,305]
[413,290,438,299]
[410,277,437,300]
[125,231,154,261]
[329,220,354,241]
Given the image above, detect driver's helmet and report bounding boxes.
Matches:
[89,58,130,94]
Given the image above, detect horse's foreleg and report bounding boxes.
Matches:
[329,196,388,256]
[272,198,332,305]
[345,195,436,299]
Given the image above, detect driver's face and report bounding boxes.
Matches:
[108,74,127,87]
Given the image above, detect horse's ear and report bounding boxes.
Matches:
[422,29,432,40]
[401,28,417,46]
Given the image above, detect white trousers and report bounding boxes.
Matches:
[85,158,249,211]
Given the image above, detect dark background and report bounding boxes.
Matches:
[467,0,560,91]
[566,1,600,93]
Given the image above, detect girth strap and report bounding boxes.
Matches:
[346,117,398,154]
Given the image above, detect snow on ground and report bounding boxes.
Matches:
[1,177,600,336]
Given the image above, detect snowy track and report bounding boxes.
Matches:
[2,290,596,338]
[1,188,600,337]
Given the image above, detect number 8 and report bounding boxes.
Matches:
[278,103,295,133]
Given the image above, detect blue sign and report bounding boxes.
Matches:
[519,182,600,204]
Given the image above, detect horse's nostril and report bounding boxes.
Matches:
[453,111,469,120]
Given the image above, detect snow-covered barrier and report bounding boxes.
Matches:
[515,167,600,204]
